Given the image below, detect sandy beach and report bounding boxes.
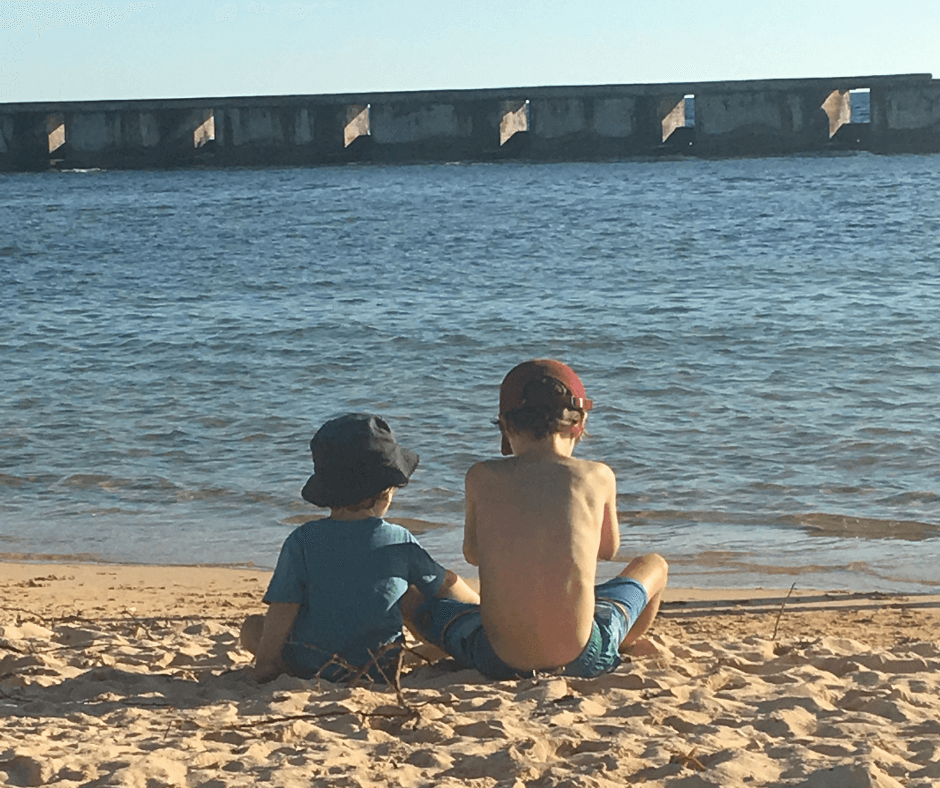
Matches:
[2,562,939,788]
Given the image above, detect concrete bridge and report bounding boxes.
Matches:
[1,74,938,171]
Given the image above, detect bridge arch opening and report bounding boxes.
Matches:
[47,113,65,154]
[824,87,871,148]
[660,95,694,150]
[850,88,871,124]
[500,99,529,146]
[344,104,371,148]
[660,96,688,142]
[193,111,215,148]
[821,90,852,138]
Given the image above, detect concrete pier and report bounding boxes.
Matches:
[1,74,937,171]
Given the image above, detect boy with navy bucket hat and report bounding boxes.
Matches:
[240,413,479,683]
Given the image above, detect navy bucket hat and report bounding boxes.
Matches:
[301,413,419,508]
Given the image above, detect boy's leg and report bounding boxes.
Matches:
[400,586,430,638]
[401,571,480,656]
[400,586,450,661]
[617,553,668,650]
[239,614,265,655]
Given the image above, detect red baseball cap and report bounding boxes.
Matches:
[498,359,593,455]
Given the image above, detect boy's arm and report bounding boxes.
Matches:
[436,569,480,604]
[252,602,300,683]
[597,464,621,561]
[462,465,480,566]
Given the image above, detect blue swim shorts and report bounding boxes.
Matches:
[414,576,649,681]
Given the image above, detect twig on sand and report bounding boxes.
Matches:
[670,748,707,771]
[771,584,797,641]
[221,705,418,731]
[222,648,424,733]
[0,607,49,626]
[122,608,154,640]
[296,640,432,710]
[232,640,436,734]
[366,647,408,708]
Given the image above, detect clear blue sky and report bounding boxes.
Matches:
[1,1,937,103]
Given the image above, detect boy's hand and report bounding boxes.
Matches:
[252,602,300,684]
[251,660,285,684]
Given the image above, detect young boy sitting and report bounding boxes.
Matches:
[240,413,479,683]
[414,359,668,680]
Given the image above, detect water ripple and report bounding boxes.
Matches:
[1,157,939,590]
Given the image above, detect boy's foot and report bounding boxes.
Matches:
[620,637,660,658]
[403,639,450,665]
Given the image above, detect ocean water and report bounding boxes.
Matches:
[2,154,938,593]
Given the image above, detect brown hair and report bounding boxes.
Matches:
[498,376,587,441]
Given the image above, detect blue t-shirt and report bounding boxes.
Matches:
[263,517,447,679]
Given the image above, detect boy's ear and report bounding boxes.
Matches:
[572,411,587,438]
[497,415,515,456]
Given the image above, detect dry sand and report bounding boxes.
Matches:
[2,561,939,788]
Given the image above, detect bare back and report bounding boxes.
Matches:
[463,452,619,670]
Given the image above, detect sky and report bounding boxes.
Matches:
[1,0,938,103]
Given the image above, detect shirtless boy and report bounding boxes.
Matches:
[415,359,668,679]
[240,413,479,683]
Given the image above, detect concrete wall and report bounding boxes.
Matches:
[67,112,125,151]
[694,88,833,155]
[522,95,642,141]
[532,98,586,140]
[368,101,495,161]
[221,107,283,147]
[592,97,637,138]
[877,84,940,129]
[214,106,319,164]
[526,95,678,158]
[0,115,11,155]
[0,112,67,169]
[869,83,940,152]
[8,107,220,168]
[1,74,937,171]
[371,102,467,143]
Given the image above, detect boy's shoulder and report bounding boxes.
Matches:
[465,456,520,479]
[467,456,510,473]
[467,455,615,483]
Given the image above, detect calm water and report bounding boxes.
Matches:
[2,155,938,593]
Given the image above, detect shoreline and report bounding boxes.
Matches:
[6,558,939,637]
[0,551,940,600]
[3,561,939,787]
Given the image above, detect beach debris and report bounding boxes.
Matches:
[771,583,798,641]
